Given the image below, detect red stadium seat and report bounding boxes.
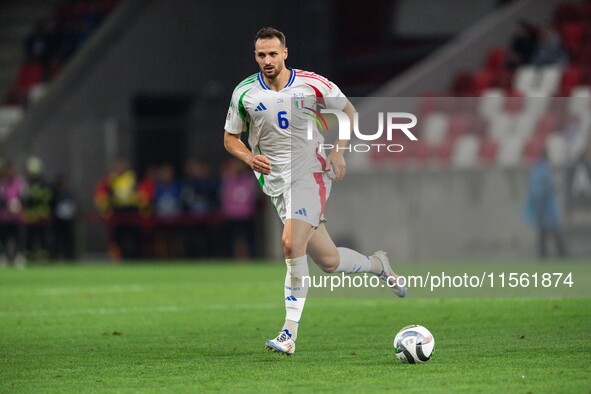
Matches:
[554,2,580,28]
[504,91,524,113]
[522,114,558,163]
[577,47,591,67]
[16,62,43,90]
[418,93,441,115]
[535,113,558,139]
[473,69,494,95]
[478,136,498,165]
[560,22,584,55]
[491,69,513,91]
[451,71,475,97]
[560,66,582,96]
[436,138,454,164]
[579,67,591,85]
[415,111,457,165]
[470,115,488,138]
[448,113,470,139]
[522,137,546,163]
[485,47,508,71]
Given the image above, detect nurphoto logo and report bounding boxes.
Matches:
[306,108,418,153]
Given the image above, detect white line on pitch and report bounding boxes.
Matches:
[0,303,278,318]
[0,299,393,318]
[36,284,149,295]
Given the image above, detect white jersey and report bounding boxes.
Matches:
[224,68,347,197]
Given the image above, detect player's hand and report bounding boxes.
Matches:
[249,154,272,175]
[326,151,346,182]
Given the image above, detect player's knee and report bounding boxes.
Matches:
[281,235,291,256]
[283,237,307,259]
[317,255,340,273]
[282,236,298,258]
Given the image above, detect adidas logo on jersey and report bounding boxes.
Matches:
[295,208,307,217]
[285,295,298,301]
[254,102,267,111]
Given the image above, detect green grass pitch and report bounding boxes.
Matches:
[1,262,590,393]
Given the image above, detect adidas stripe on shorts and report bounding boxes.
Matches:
[270,171,333,228]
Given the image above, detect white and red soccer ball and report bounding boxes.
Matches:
[393,325,435,364]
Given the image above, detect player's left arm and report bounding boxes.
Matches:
[325,100,355,182]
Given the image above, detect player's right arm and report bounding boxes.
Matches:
[223,131,271,175]
[223,81,271,175]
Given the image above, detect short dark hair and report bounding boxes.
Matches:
[254,27,286,48]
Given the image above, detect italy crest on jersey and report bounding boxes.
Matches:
[294,94,305,109]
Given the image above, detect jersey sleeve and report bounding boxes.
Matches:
[224,91,246,134]
[321,78,348,111]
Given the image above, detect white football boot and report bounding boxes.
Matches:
[372,251,407,298]
[265,329,296,355]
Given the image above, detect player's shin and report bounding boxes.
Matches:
[335,247,381,275]
[283,255,309,339]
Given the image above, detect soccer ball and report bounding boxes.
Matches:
[393,325,434,363]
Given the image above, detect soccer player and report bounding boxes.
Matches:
[223,27,405,356]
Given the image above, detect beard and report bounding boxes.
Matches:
[262,64,282,79]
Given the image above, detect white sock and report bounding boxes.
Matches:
[282,320,299,339]
[283,255,309,339]
[335,247,381,274]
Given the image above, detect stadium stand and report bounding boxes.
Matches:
[0,0,120,144]
[370,0,591,169]
[0,0,119,138]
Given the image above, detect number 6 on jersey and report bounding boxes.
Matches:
[277,111,289,129]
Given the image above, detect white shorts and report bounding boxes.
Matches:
[270,171,333,227]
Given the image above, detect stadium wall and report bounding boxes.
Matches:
[265,168,565,262]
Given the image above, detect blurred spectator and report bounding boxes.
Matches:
[506,20,538,69]
[137,165,157,217]
[532,26,568,68]
[51,175,77,260]
[93,158,140,260]
[136,165,157,257]
[152,163,183,258]
[25,18,61,73]
[110,158,140,259]
[93,165,117,258]
[181,158,219,215]
[523,150,567,259]
[181,158,220,258]
[220,159,258,260]
[108,159,138,210]
[22,157,53,261]
[154,164,182,219]
[93,171,112,217]
[0,161,26,267]
[25,21,50,65]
